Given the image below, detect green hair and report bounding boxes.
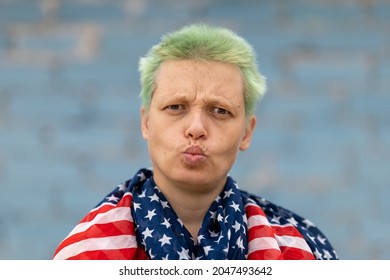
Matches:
[138,23,267,117]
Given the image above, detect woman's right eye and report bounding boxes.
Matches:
[165,104,185,111]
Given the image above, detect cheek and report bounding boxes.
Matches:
[148,122,179,150]
[214,129,244,154]
[146,114,166,137]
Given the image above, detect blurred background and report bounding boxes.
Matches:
[0,0,389,260]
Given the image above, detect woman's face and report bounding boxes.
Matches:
[141,59,256,194]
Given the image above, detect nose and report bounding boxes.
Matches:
[185,109,207,140]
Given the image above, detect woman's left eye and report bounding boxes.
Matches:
[211,107,230,116]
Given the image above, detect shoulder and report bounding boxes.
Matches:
[240,190,339,260]
[241,190,308,226]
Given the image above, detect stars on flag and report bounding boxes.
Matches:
[130,175,251,260]
[287,216,299,227]
[133,202,141,211]
[302,218,316,229]
[159,234,172,246]
[148,193,160,203]
[271,215,281,224]
[203,246,213,256]
[145,209,157,220]
[55,168,338,260]
[224,188,234,198]
[230,201,241,212]
[236,236,245,251]
[137,172,146,182]
[128,169,337,260]
[233,220,241,232]
[161,218,171,228]
[106,194,119,202]
[178,248,190,260]
[142,227,154,239]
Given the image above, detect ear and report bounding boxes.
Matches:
[239,115,256,151]
[140,107,149,141]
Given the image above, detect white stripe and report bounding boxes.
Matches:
[248,237,281,254]
[246,205,313,254]
[53,235,137,260]
[248,235,313,255]
[275,234,313,252]
[248,215,299,230]
[247,214,269,228]
[65,207,133,237]
[247,212,312,231]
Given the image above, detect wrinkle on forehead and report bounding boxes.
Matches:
[153,59,245,106]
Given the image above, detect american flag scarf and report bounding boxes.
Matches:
[53,168,338,260]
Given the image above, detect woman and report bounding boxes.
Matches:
[53,24,338,260]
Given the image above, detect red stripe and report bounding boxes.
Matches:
[248,224,307,241]
[247,247,315,260]
[80,194,132,223]
[66,247,148,260]
[272,225,307,237]
[247,249,284,260]
[279,246,316,260]
[54,191,316,260]
[54,219,134,253]
[53,193,135,259]
[245,203,265,218]
[245,201,315,260]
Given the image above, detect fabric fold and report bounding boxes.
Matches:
[53,168,338,260]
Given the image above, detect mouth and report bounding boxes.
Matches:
[182,146,207,165]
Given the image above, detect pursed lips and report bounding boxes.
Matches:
[182,145,207,164]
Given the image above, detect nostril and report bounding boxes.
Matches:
[186,127,206,140]
[184,111,208,139]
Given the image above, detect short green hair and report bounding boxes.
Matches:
[138,23,267,117]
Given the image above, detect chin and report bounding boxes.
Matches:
[176,168,226,188]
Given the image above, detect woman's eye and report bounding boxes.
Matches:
[211,107,230,116]
[165,104,185,111]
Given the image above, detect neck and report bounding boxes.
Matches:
[154,175,226,240]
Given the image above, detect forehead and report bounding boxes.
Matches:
[156,59,242,81]
[154,59,244,98]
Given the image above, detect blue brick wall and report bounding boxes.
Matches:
[0,0,389,260]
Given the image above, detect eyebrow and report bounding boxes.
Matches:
[202,94,241,110]
[154,79,244,110]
